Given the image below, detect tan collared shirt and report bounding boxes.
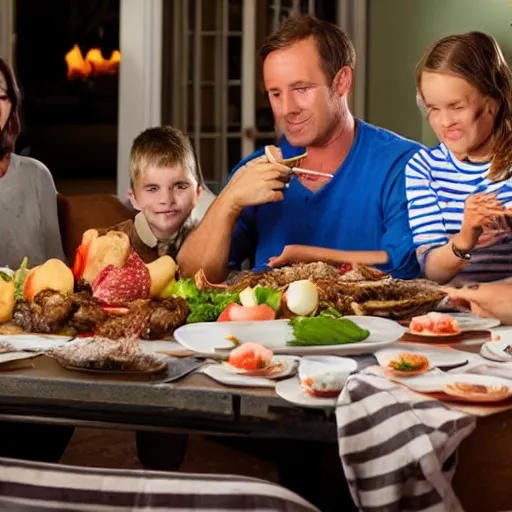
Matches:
[101,212,197,264]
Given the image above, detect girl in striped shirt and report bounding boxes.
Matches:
[406,31,512,286]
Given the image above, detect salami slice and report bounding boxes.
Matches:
[92,250,150,305]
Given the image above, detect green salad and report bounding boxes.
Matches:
[287,316,370,346]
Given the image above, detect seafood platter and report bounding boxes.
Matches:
[0,228,508,406]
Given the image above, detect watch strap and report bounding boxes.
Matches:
[451,242,472,261]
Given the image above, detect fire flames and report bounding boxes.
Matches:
[65,44,121,80]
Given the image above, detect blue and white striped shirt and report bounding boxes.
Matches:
[406,143,512,284]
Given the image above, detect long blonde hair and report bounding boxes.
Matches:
[416,31,512,181]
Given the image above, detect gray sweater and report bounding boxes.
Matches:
[0,153,66,270]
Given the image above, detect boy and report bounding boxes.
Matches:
[104,126,213,262]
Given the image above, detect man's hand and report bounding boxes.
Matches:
[221,156,291,212]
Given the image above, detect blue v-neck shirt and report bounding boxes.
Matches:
[227,120,423,279]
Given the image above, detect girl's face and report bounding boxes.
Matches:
[130,164,201,240]
[0,72,12,132]
[419,71,498,161]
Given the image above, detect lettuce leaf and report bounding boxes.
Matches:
[161,278,199,300]
[0,271,12,282]
[287,316,369,346]
[254,286,282,311]
[13,257,29,300]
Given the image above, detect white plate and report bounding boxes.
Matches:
[203,364,276,388]
[275,377,340,408]
[480,340,512,362]
[0,334,73,352]
[392,371,512,394]
[447,313,501,331]
[375,344,469,370]
[174,317,405,356]
[0,351,41,366]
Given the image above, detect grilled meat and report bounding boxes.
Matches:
[197,263,387,292]
[13,291,75,334]
[142,297,190,340]
[95,302,152,340]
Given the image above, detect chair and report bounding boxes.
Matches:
[57,193,134,263]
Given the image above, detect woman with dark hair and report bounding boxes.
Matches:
[0,58,71,463]
[0,57,65,269]
[406,32,512,286]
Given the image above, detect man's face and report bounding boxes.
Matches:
[263,37,346,147]
[131,165,200,240]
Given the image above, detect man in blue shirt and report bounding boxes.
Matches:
[178,15,422,282]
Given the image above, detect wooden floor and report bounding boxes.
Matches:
[60,427,278,480]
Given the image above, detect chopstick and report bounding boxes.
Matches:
[291,167,334,180]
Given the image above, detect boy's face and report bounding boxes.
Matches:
[131,165,201,240]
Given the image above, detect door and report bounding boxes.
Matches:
[163,0,340,193]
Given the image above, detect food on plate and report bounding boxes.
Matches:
[300,373,345,398]
[443,382,511,401]
[287,316,370,346]
[284,280,319,316]
[0,271,16,324]
[162,278,240,323]
[92,250,151,305]
[227,342,273,371]
[384,352,429,378]
[409,312,461,336]
[239,285,282,311]
[0,341,15,354]
[217,303,276,322]
[73,229,131,284]
[47,335,166,372]
[13,257,30,300]
[193,264,445,320]
[12,290,189,339]
[23,259,74,301]
[224,335,240,346]
[146,255,177,298]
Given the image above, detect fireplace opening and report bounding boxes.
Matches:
[14,0,120,184]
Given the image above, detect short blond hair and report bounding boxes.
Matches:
[130,126,203,187]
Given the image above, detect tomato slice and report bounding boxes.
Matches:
[101,306,130,316]
[217,303,276,322]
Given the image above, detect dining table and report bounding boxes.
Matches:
[1,327,512,512]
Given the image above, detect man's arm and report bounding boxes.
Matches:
[177,192,244,282]
[177,158,290,282]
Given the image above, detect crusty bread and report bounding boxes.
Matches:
[82,231,130,284]
[146,255,177,298]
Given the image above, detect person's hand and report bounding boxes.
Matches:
[222,155,291,211]
[444,283,512,324]
[457,193,506,250]
[268,245,311,267]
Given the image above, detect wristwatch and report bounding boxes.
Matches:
[451,241,472,261]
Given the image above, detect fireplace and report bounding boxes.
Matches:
[14,0,120,182]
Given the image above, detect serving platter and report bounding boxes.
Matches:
[174,316,406,356]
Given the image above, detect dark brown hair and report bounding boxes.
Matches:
[0,57,21,157]
[130,126,204,188]
[416,31,512,181]
[259,14,356,83]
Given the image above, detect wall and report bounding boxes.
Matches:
[366,0,512,146]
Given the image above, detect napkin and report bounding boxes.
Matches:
[336,373,474,512]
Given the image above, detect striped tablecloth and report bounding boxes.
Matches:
[0,456,319,511]
[336,373,476,512]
